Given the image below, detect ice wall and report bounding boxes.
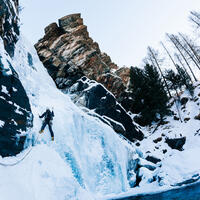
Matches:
[0,36,137,199]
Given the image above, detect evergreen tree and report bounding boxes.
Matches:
[129,66,146,113]
[129,64,169,125]
[142,64,169,124]
[165,69,181,91]
[176,64,194,95]
[164,69,183,122]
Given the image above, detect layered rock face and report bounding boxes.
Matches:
[35,13,127,99]
[0,0,33,157]
[0,61,33,157]
[35,14,144,141]
[69,77,144,141]
[0,0,19,57]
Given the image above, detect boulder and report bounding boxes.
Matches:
[194,113,200,120]
[184,117,190,122]
[180,97,189,105]
[173,115,179,121]
[162,149,167,154]
[146,155,161,164]
[153,137,162,143]
[165,137,186,151]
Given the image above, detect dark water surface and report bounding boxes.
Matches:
[114,182,200,200]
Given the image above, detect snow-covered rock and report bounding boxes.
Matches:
[0,39,33,157]
[0,0,19,57]
[68,76,144,141]
[137,84,200,187]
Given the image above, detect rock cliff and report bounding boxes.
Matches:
[0,0,33,157]
[0,0,19,57]
[69,77,144,141]
[35,13,128,99]
[0,59,33,157]
[35,13,144,141]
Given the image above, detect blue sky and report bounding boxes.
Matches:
[21,0,200,67]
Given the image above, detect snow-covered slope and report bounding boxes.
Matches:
[132,85,200,187]
[0,36,139,199]
[105,86,200,199]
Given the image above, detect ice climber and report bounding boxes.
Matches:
[39,108,55,141]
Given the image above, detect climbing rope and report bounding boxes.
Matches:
[0,134,39,167]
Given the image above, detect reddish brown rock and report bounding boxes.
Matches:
[35,13,128,99]
[97,74,126,97]
[116,67,130,85]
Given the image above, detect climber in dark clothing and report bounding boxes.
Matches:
[39,108,55,141]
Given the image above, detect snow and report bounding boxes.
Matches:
[0,144,91,200]
[0,21,200,200]
[135,84,200,187]
[0,120,5,127]
[13,87,17,92]
[0,39,12,76]
[157,145,200,186]
[0,35,137,199]
[104,83,200,199]
[1,85,9,94]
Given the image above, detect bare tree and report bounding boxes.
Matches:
[160,41,192,82]
[174,53,192,82]
[165,69,183,122]
[189,11,200,28]
[160,41,177,68]
[178,33,200,64]
[174,34,200,70]
[166,33,197,81]
[161,42,185,122]
[147,46,172,98]
[171,34,200,71]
